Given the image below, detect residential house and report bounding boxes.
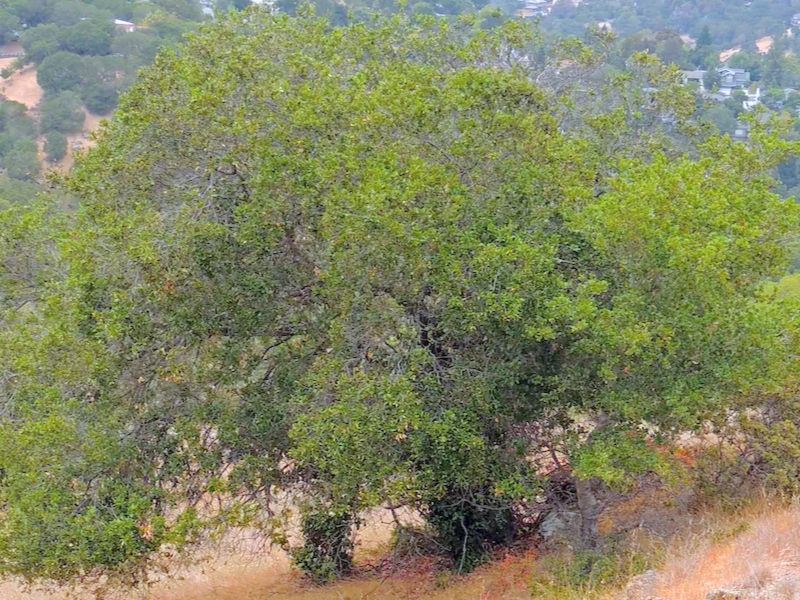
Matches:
[682,70,706,88]
[792,13,800,28]
[743,87,763,110]
[113,19,136,33]
[718,67,750,90]
[516,0,553,18]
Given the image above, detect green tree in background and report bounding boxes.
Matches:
[703,103,738,134]
[703,67,721,90]
[80,82,117,114]
[40,90,85,133]
[0,10,20,45]
[697,24,712,47]
[3,139,40,180]
[58,19,112,56]
[44,130,67,162]
[20,23,61,63]
[0,12,799,594]
[37,51,85,93]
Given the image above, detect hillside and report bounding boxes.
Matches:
[0,49,103,173]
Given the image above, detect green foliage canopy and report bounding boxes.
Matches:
[40,90,86,133]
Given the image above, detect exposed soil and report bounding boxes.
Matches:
[0,64,43,109]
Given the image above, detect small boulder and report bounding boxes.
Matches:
[625,569,658,599]
[538,510,580,545]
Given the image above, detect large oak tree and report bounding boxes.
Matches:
[1,10,800,590]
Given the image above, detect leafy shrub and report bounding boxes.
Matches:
[40,91,85,134]
[692,388,800,507]
[3,140,40,181]
[44,131,68,162]
[424,486,513,572]
[292,511,356,583]
[81,83,117,115]
[528,546,658,598]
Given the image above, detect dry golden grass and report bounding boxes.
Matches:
[653,499,800,600]
[3,497,800,600]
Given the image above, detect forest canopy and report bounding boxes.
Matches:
[1,10,800,591]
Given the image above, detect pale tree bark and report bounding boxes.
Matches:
[575,476,600,550]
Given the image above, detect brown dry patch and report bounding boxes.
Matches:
[654,503,800,600]
[56,110,104,172]
[1,65,43,109]
[756,36,774,55]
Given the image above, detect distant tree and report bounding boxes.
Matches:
[3,140,39,180]
[703,103,737,134]
[39,91,85,133]
[4,113,36,140]
[50,1,106,26]
[110,30,159,59]
[656,35,685,65]
[620,30,657,62]
[0,10,20,45]
[151,0,203,21]
[44,131,68,162]
[728,51,763,82]
[91,0,133,20]
[0,102,38,156]
[724,89,748,117]
[0,100,28,123]
[58,19,112,55]
[148,20,197,44]
[477,6,503,29]
[697,25,712,47]
[5,0,51,27]
[0,175,41,204]
[703,68,721,91]
[36,51,85,94]
[763,88,787,110]
[764,52,787,88]
[786,91,800,111]
[20,24,61,64]
[80,83,117,114]
[411,1,435,15]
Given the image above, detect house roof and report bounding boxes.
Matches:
[683,70,706,80]
[718,67,747,76]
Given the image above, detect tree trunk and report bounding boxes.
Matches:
[574,476,600,550]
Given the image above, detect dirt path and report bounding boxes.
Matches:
[0,64,43,109]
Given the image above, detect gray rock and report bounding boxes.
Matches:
[625,569,658,600]
[538,510,580,545]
